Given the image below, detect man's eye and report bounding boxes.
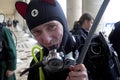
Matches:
[32,30,41,36]
[47,25,56,30]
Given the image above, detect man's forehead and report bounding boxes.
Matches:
[32,20,59,30]
[37,20,60,27]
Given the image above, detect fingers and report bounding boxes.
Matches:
[74,64,87,71]
[69,64,87,72]
[67,64,88,80]
[69,70,87,78]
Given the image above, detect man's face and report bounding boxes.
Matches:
[31,20,63,50]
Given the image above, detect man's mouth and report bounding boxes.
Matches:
[48,44,58,50]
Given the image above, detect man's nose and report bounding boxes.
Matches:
[42,32,52,44]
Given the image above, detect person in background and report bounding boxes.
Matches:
[71,13,94,33]
[6,18,13,30]
[70,13,94,44]
[7,18,12,27]
[15,0,88,80]
[0,23,17,80]
[13,19,19,28]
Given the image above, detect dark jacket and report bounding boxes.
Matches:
[70,23,88,44]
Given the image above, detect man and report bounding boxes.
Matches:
[15,0,118,80]
[15,0,88,80]
[0,24,17,80]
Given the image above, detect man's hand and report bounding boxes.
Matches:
[6,70,15,77]
[66,64,88,80]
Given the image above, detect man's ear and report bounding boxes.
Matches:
[15,1,28,19]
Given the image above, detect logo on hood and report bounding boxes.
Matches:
[31,9,39,17]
